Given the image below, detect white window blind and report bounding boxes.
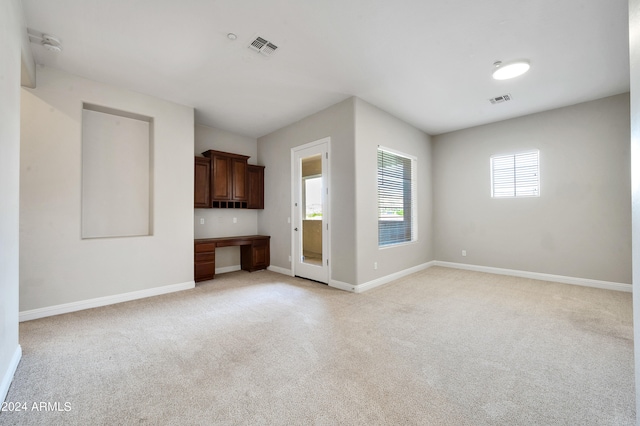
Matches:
[491,150,540,198]
[377,147,417,246]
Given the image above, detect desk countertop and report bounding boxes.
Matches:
[195,235,270,244]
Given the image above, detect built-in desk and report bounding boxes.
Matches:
[194,235,270,282]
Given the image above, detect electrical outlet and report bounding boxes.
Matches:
[199,218,204,225]
[462,250,467,257]
[374,262,378,270]
[288,255,292,262]
[233,217,237,224]
[287,217,291,224]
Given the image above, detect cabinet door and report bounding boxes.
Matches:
[253,242,269,269]
[232,158,248,201]
[252,239,270,269]
[194,242,215,282]
[195,262,215,282]
[240,238,269,272]
[194,157,211,208]
[211,155,232,201]
[247,165,265,209]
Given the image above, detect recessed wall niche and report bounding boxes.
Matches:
[81,103,154,239]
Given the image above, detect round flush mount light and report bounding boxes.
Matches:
[492,60,530,80]
[227,33,237,41]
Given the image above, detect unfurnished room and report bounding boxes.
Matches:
[1,0,640,424]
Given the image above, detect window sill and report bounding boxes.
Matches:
[378,239,418,250]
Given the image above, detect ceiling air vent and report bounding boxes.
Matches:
[489,94,512,104]
[248,36,278,57]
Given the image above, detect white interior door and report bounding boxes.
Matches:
[292,139,329,283]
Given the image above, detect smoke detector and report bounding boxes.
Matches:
[489,94,512,104]
[42,34,62,52]
[27,30,63,53]
[248,36,278,57]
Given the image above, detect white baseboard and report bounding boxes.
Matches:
[215,265,241,274]
[19,281,196,322]
[268,265,294,276]
[329,279,357,292]
[331,260,631,294]
[353,261,436,293]
[1,345,22,403]
[434,261,632,292]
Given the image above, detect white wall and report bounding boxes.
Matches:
[629,0,640,416]
[194,124,259,270]
[433,94,631,284]
[257,97,432,287]
[354,99,433,284]
[20,66,195,312]
[257,98,357,284]
[0,0,26,402]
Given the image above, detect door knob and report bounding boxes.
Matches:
[294,227,298,231]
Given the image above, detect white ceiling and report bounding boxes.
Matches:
[22,0,630,138]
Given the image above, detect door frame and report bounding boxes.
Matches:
[291,137,331,283]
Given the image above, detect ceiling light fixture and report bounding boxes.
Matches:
[492,60,530,80]
[227,33,237,40]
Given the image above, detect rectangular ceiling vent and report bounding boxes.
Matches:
[248,36,278,57]
[489,94,512,104]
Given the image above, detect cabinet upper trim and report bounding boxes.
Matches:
[202,150,250,161]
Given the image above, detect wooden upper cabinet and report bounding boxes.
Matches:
[247,165,265,209]
[211,154,232,200]
[232,158,248,201]
[198,150,264,209]
[202,150,249,202]
[194,156,211,208]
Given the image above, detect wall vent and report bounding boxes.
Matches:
[489,94,512,104]
[248,36,278,56]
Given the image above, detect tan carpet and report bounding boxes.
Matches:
[0,267,634,425]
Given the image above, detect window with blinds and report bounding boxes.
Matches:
[377,147,417,247]
[490,150,540,198]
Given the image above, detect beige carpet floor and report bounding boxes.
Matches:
[0,266,634,425]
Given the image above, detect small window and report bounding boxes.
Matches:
[377,147,417,247]
[491,150,540,198]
